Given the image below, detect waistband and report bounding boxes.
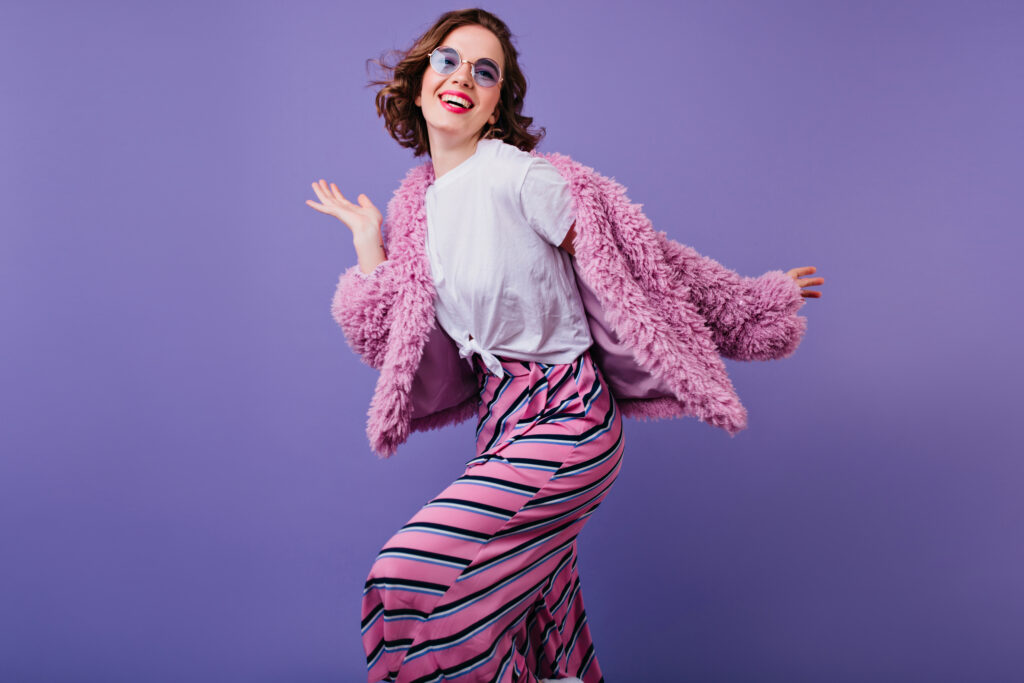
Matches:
[472,349,591,378]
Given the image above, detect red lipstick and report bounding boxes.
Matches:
[438,90,475,113]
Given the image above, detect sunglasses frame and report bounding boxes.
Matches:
[427,45,504,88]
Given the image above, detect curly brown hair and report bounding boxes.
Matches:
[368,8,544,157]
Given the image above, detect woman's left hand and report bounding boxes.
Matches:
[786,266,824,298]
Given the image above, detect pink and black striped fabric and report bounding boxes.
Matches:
[361,349,625,682]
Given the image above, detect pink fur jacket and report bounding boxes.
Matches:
[331,152,808,458]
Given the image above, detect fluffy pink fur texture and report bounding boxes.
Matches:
[331,153,807,457]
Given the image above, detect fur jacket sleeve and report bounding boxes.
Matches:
[570,161,807,361]
[330,260,399,371]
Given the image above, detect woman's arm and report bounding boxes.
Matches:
[306,179,387,272]
[331,260,399,369]
[307,179,396,368]
[659,236,810,361]
[559,221,577,256]
[353,233,388,274]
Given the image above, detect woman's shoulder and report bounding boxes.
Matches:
[485,138,529,160]
[465,140,544,197]
[481,138,537,175]
[530,149,601,184]
[484,140,584,186]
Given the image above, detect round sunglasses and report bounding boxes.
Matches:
[427,46,502,88]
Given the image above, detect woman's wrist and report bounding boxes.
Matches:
[352,229,386,274]
[351,223,383,247]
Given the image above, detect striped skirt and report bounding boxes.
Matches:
[361,349,625,682]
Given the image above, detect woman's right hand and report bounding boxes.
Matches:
[306,179,382,241]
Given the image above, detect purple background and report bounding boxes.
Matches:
[2,1,1022,681]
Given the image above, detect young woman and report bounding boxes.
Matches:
[306,9,824,683]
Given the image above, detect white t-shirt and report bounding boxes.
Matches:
[424,138,593,376]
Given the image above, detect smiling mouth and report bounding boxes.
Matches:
[439,92,474,111]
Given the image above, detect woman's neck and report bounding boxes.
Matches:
[428,133,483,179]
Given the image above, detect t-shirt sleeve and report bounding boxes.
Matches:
[519,157,575,247]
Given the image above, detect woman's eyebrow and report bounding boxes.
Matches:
[451,45,503,65]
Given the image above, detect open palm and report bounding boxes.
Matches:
[305,179,382,238]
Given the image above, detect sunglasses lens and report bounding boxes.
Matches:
[474,59,500,87]
[430,47,460,75]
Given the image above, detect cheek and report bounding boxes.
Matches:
[482,92,501,115]
[418,74,439,104]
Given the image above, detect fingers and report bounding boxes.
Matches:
[329,181,349,203]
[311,179,362,207]
[785,264,825,300]
[787,266,825,297]
[359,194,383,223]
[308,181,380,229]
[311,181,331,204]
[322,179,356,207]
[794,272,825,299]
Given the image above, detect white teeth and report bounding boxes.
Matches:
[441,93,473,109]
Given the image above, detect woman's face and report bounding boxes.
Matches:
[415,24,504,150]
